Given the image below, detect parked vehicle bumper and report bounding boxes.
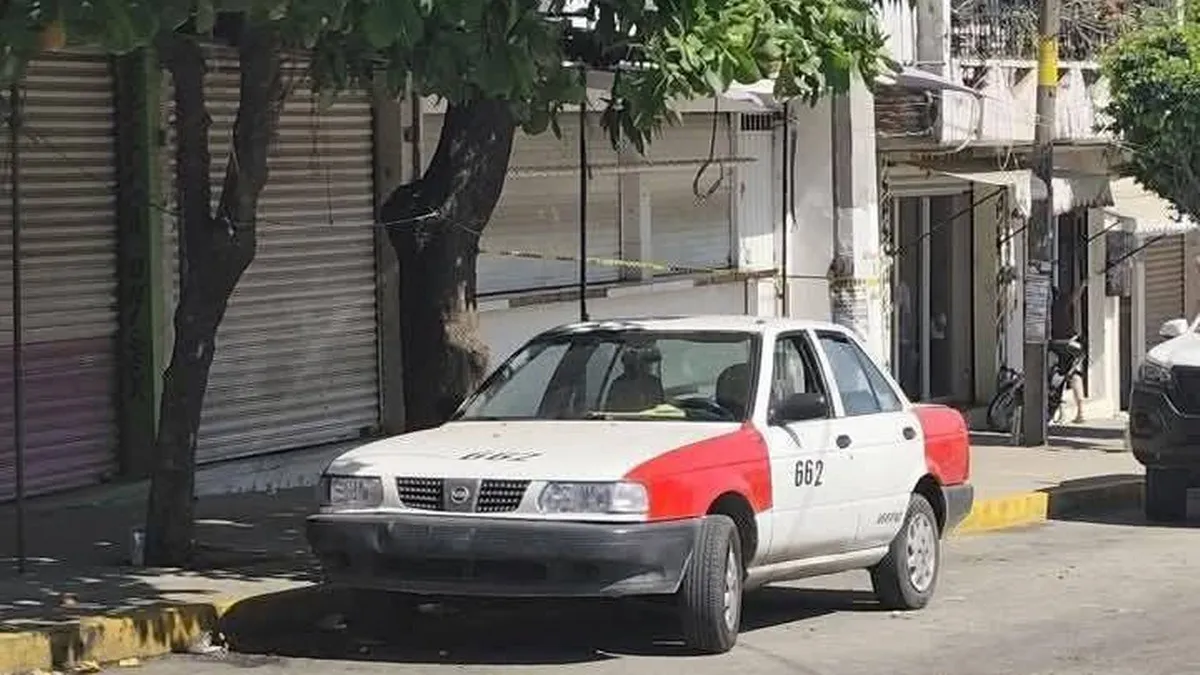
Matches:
[306,512,701,598]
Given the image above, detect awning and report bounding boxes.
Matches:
[579,64,980,111]
[1104,177,1198,238]
[721,66,981,111]
[933,169,1112,218]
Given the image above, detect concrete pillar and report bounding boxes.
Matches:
[114,49,166,478]
[829,76,887,361]
[619,148,652,282]
[972,185,1003,403]
[371,78,409,434]
[733,115,778,316]
[1085,208,1120,418]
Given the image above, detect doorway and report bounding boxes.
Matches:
[891,192,976,403]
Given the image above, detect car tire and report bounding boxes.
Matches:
[1145,467,1190,522]
[677,514,743,655]
[870,493,940,611]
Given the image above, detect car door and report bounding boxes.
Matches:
[758,330,859,564]
[813,329,924,550]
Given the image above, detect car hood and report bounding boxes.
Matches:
[1147,332,1200,368]
[324,420,743,481]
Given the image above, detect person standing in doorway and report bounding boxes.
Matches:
[1051,281,1088,424]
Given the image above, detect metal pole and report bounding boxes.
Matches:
[8,82,27,573]
[577,85,589,322]
[1020,0,1059,446]
[780,103,790,315]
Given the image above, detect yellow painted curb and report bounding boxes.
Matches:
[0,599,240,675]
[953,491,1051,535]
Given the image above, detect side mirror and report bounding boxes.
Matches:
[1159,318,1190,339]
[772,392,830,425]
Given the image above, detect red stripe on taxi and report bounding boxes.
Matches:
[623,423,772,521]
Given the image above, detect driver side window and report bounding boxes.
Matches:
[770,334,830,418]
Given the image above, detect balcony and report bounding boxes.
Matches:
[951,0,1176,63]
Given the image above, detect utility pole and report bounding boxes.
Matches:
[1020,0,1059,446]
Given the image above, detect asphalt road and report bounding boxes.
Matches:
[133,510,1200,675]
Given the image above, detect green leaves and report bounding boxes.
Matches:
[1103,8,1200,220]
[2,0,889,157]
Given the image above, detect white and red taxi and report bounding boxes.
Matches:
[306,316,973,654]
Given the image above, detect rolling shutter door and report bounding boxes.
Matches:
[163,49,380,464]
[646,113,734,270]
[422,113,620,295]
[0,53,119,498]
[1143,235,1185,350]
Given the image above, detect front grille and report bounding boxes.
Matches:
[396,477,443,511]
[477,480,530,513]
[394,477,530,513]
[1170,367,1200,414]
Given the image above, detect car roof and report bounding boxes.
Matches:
[543,315,850,336]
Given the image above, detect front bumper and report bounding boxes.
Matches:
[306,513,701,598]
[942,483,974,534]
[1128,384,1200,468]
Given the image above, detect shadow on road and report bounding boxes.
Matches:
[1049,506,1200,530]
[219,585,885,665]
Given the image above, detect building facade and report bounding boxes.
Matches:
[873,0,1198,424]
[1,45,879,500]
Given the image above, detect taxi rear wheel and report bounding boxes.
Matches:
[677,515,743,654]
[870,493,940,611]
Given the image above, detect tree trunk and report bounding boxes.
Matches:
[144,28,286,566]
[380,100,517,431]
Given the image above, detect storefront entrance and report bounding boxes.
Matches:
[891,192,976,403]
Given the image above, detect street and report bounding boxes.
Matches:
[129,510,1200,675]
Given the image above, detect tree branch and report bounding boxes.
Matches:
[217,24,286,229]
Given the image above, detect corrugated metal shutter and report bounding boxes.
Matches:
[162,48,380,464]
[421,113,620,295]
[0,52,119,498]
[645,114,734,270]
[1144,234,1185,349]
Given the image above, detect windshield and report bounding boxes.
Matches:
[456,329,760,423]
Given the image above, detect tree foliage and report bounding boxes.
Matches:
[1102,8,1200,219]
[0,0,893,562]
[4,0,891,149]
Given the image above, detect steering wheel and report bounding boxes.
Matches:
[670,396,736,421]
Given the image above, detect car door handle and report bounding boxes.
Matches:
[902,426,916,440]
[836,434,851,449]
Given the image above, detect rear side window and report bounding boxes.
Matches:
[817,331,903,416]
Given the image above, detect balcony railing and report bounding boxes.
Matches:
[951,0,1177,62]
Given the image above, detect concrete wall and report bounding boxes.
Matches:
[477,281,748,367]
[1085,209,1121,419]
[788,98,836,324]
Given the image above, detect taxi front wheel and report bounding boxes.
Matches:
[677,515,743,654]
[870,493,940,611]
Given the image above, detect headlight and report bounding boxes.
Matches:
[1138,360,1173,387]
[320,475,384,508]
[537,481,649,515]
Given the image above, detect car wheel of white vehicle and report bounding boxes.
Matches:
[677,515,743,654]
[1145,467,1191,522]
[870,494,940,611]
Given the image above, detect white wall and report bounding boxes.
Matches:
[477,281,747,367]
[1085,209,1121,419]
[786,99,835,322]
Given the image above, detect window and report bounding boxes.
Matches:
[457,330,759,422]
[770,334,829,417]
[817,331,904,416]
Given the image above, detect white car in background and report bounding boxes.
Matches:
[307,316,973,654]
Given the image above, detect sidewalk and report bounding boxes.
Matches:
[0,422,1145,672]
